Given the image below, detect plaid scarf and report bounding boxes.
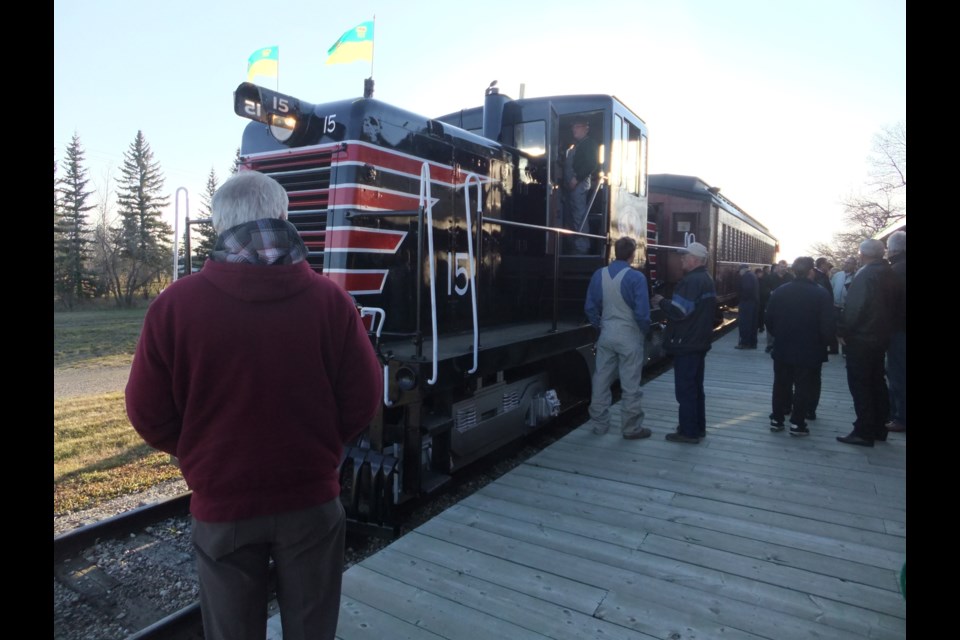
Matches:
[211,218,307,265]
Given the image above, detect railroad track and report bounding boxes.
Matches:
[54,320,735,639]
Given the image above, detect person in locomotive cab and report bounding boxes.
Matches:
[650,241,717,443]
[562,116,600,254]
[764,257,834,437]
[584,236,652,439]
[125,170,383,640]
[735,264,759,349]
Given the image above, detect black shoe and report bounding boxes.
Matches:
[665,432,700,444]
[623,427,652,440]
[734,344,748,349]
[789,425,810,437]
[836,433,874,447]
[806,411,817,421]
[676,425,706,438]
[875,428,888,442]
[769,415,785,432]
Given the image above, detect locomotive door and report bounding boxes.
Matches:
[545,103,560,253]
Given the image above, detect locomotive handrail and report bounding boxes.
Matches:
[480,216,605,332]
[419,163,439,386]
[463,173,481,374]
[345,209,422,218]
[360,306,386,340]
[359,306,395,407]
[578,175,605,233]
[481,216,606,240]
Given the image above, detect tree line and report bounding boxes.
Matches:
[53,132,235,309]
[811,121,906,265]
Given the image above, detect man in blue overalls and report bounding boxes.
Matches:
[584,236,652,439]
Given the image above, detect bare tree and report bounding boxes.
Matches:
[90,168,124,302]
[867,121,906,196]
[817,121,906,261]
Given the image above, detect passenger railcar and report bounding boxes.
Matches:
[232,82,650,527]
[646,174,779,320]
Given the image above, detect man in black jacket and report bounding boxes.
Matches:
[884,231,906,433]
[735,264,759,349]
[651,242,717,443]
[837,239,898,447]
[765,257,834,436]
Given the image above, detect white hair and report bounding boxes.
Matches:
[859,238,886,260]
[887,230,906,255]
[212,171,289,234]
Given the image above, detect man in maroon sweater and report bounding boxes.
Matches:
[125,170,382,640]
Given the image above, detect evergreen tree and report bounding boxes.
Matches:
[192,167,219,267]
[54,134,97,308]
[114,130,172,305]
[54,149,63,299]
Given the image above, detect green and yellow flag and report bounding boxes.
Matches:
[326,21,374,65]
[247,47,279,82]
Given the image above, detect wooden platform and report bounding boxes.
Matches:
[332,330,906,640]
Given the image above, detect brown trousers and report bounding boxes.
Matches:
[192,498,346,640]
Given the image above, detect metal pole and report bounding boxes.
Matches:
[184,215,193,275]
[174,188,189,281]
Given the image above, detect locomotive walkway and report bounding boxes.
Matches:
[323,329,907,640]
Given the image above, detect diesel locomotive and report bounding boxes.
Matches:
[230,80,775,528]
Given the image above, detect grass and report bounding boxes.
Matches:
[54,307,182,517]
[54,307,148,368]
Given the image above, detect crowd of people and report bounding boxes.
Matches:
[587,232,907,449]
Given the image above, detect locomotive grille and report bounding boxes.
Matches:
[501,390,520,413]
[245,149,339,272]
[455,406,478,431]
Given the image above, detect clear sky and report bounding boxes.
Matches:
[54,0,905,261]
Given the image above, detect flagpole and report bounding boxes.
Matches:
[370,14,376,78]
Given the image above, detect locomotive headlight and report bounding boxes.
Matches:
[396,366,418,391]
[234,82,306,144]
[269,114,297,142]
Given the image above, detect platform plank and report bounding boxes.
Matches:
[333,330,906,640]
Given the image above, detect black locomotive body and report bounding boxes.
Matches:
[233,82,652,527]
[647,173,779,317]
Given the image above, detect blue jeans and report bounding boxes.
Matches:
[673,351,707,437]
[738,300,758,347]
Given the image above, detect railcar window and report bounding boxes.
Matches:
[514,121,546,156]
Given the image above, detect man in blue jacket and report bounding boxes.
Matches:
[584,236,652,439]
[651,242,717,443]
[764,257,835,436]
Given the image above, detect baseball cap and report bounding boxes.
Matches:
[679,242,708,259]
